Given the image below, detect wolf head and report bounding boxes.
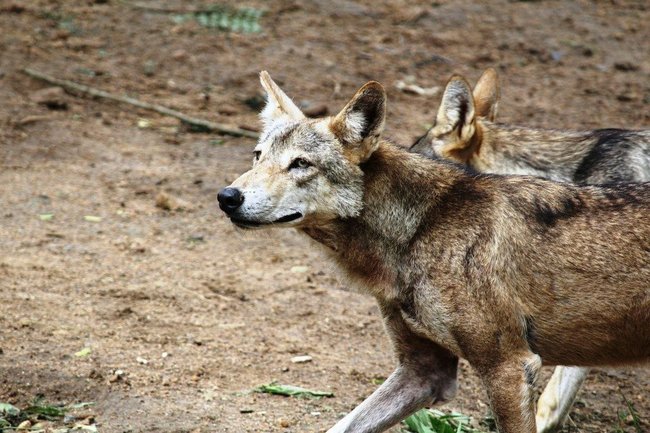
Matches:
[410,68,499,162]
[218,72,386,229]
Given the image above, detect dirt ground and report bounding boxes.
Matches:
[0,1,648,432]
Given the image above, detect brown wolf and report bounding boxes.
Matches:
[410,68,650,184]
[410,68,650,433]
[218,72,650,433]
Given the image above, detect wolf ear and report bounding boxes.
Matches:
[259,71,305,125]
[437,75,475,137]
[330,81,386,162]
[473,68,499,122]
[435,76,476,152]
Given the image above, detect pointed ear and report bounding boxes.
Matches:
[436,75,476,143]
[330,81,386,162]
[473,68,499,121]
[259,71,305,125]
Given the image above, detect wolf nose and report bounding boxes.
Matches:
[218,187,244,215]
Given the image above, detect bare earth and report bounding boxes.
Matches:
[0,1,648,432]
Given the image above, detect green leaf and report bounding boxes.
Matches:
[180,5,264,33]
[39,213,54,221]
[403,409,484,433]
[0,403,20,417]
[74,347,92,357]
[254,382,333,398]
[23,403,66,419]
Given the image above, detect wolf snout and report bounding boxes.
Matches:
[217,187,244,215]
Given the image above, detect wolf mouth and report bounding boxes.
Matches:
[230,212,303,228]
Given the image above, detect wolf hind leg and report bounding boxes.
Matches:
[536,366,589,433]
[478,352,542,433]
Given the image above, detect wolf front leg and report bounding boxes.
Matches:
[478,352,542,433]
[536,366,589,433]
[327,305,459,433]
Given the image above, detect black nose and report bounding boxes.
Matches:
[218,187,244,215]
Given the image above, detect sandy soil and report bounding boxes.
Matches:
[0,1,648,432]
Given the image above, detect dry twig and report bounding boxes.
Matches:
[23,68,259,139]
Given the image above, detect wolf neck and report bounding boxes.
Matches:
[472,122,595,182]
[302,142,458,299]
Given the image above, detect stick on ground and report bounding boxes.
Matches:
[22,68,259,139]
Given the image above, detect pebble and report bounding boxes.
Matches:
[109,369,126,383]
[291,355,312,363]
[16,420,31,430]
[155,192,193,211]
[290,265,309,273]
[30,87,68,110]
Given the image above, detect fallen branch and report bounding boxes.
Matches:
[22,68,259,139]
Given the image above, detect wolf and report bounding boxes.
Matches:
[410,68,650,184]
[410,68,650,433]
[218,72,650,433]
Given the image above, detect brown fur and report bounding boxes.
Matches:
[219,75,650,433]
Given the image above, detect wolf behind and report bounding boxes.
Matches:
[218,72,650,433]
[410,68,650,184]
[410,68,650,433]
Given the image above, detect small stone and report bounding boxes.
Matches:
[109,369,126,383]
[16,420,31,430]
[143,60,157,77]
[171,49,188,61]
[129,239,147,253]
[290,266,309,273]
[278,419,290,428]
[155,192,193,211]
[30,87,68,110]
[614,61,639,72]
[136,356,149,365]
[290,355,313,363]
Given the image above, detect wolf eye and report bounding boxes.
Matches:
[253,150,261,161]
[288,158,311,171]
